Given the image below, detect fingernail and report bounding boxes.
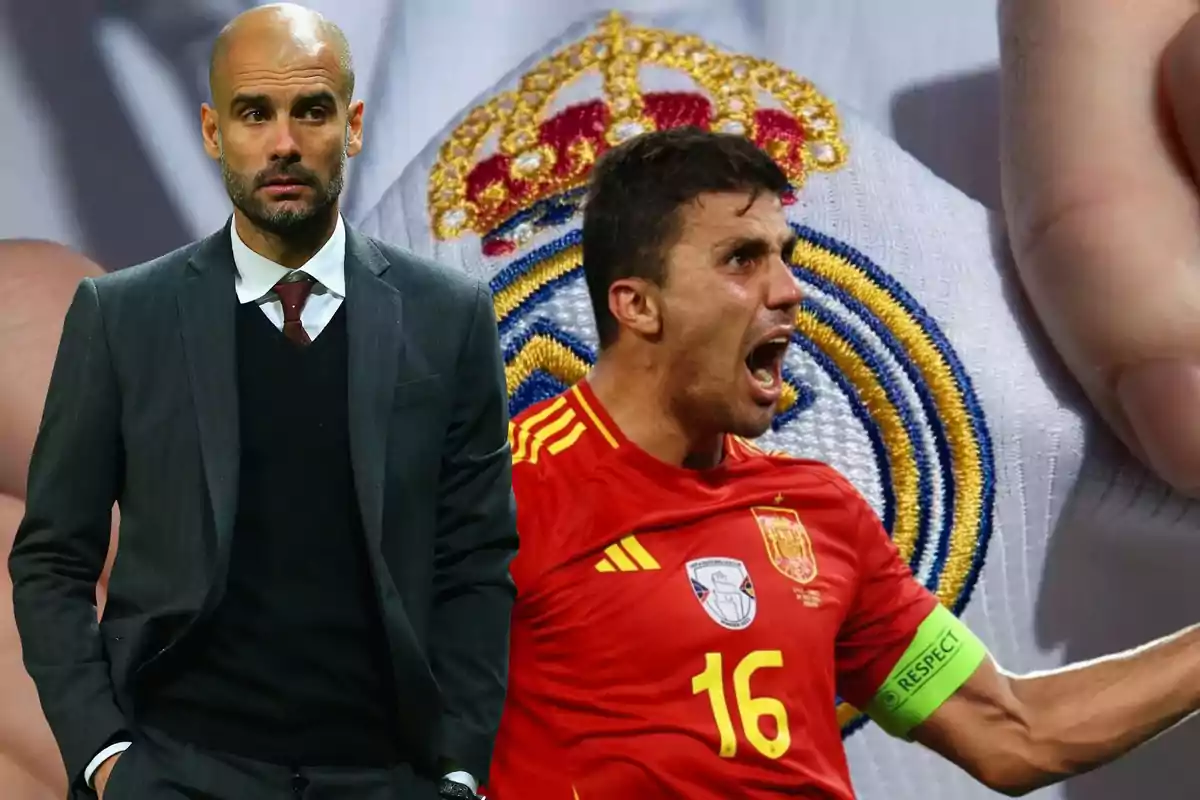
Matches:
[1115,360,1200,494]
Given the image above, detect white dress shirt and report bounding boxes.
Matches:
[85,215,476,796]
[231,212,347,338]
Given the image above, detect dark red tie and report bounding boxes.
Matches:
[273,274,315,346]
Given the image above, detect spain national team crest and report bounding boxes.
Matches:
[687,558,757,631]
[752,507,818,585]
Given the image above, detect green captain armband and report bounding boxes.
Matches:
[864,604,988,739]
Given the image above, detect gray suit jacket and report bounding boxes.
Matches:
[8,222,518,796]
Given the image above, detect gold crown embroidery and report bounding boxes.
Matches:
[427,12,848,250]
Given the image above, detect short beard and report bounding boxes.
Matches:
[220,137,347,237]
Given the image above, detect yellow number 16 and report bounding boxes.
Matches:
[691,650,791,759]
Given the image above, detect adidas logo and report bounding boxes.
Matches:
[594,536,660,573]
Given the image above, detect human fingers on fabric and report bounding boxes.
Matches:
[1000,0,1200,496]
[0,240,111,799]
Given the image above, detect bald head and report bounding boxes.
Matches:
[209,3,354,104]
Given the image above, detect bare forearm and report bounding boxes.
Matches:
[1008,624,1200,790]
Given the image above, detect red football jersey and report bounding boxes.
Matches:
[487,381,938,800]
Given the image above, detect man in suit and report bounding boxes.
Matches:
[8,4,518,799]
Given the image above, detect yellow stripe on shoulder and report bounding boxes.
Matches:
[510,397,567,461]
[511,396,591,466]
[733,436,766,456]
[526,408,576,464]
[547,421,586,455]
[570,385,618,449]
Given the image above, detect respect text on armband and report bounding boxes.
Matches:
[879,626,965,712]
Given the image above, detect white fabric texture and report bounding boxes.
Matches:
[9,0,1000,248]
[359,10,1200,799]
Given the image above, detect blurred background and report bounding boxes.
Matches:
[0,0,1001,269]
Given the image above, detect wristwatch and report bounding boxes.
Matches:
[438,778,479,800]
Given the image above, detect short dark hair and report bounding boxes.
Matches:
[581,126,790,348]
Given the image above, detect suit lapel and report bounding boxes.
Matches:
[345,228,403,550]
[178,224,241,567]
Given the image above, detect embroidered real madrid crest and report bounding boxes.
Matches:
[365,11,997,739]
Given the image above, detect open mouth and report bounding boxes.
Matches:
[744,335,790,395]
